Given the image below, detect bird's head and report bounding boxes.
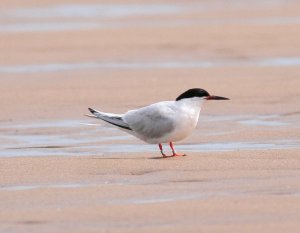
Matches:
[176,88,229,101]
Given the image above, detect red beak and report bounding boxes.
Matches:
[206,95,229,100]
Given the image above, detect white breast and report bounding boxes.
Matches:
[164,98,202,142]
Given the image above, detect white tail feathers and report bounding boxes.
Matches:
[87,108,132,130]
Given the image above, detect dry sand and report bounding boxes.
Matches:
[0,0,300,232]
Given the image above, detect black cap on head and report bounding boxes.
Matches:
[176,88,210,101]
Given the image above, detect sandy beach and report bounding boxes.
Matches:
[1,0,300,232]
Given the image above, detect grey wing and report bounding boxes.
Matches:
[123,105,175,139]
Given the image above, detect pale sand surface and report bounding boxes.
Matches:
[1,0,300,232]
[0,150,300,233]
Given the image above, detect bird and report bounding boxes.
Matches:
[86,88,229,158]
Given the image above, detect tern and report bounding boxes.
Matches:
[87,88,229,158]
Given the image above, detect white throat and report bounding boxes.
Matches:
[175,97,204,125]
[176,97,204,111]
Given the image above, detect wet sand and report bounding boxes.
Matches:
[1,0,300,232]
[1,150,300,233]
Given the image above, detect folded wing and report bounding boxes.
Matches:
[123,103,175,139]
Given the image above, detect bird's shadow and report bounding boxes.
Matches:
[148,156,166,160]
[149,155,187,160]
[86,156,186,160]
[87,157,145,160]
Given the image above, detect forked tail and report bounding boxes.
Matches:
[86,108,132,130]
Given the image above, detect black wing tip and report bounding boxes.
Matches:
[88,108,97,114]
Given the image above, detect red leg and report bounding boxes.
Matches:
[169,142,186,156]
[158,144,168,158]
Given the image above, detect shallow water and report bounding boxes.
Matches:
[1,57,300,74]
[1,1,299,33]
[2,1,291,20]
[2,17,300,33]
[0,113,299,158]
[92,140,300,153]
[3,4,184,19]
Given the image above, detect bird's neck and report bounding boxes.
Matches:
[176,98,203,115]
